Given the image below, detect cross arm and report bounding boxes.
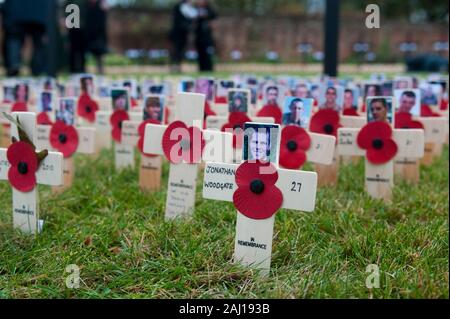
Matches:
[337,128,365,156]
[393,129,424,158]
[306,133,336,165]
[203,162,317,212]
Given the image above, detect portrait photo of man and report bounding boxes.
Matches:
[38,91,53,112]
[395,89,420,116]
[264,85,280,107]
[14,83,29,103]
[80,75,95,96]
[228,89,249,113]
[282,97,312,128]
[367,97,393,124]
[319,85,343,112]
[243,123,280,164]
[56,98,76,126]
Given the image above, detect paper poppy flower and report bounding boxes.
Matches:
[257,105,282,124]
[137,119,160,157]
[343,108,359,116]
[7,141,38,192]
[440,99,448,111]
[77,93,99,123]
[131,98,138,108]
[357,121,398,164]
[309,109,341,138]
[11,102,28,112]
[279,125,311,169]
[37,112,53,125]
[110,109,130,143]
[49,121,79,158]
[221,112,251,149]
[204,101,216,117]
[233,160,283,219]
[420,104,440,117]
[215,96,227,104]
[162,120,205,164]
[394,112,424,129]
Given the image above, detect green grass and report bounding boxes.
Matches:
[0,144,448,299]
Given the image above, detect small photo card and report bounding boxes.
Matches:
[3,85,15,103]
[243,122,280,164]
[318,85,344,112]
[282,97,313,128]
[56,98,76,126]
[80,74,95,96]
[37,90,54,113]
[394,89,421,116]
[228,89,250,113]
[179,79,195,93]
[343,88,359,111]
[195,77,215,101]
[366,96,394,125]
[420,81,442,106]
[111,88,131,111]
[291,82,311,99]
[262,84,285,107]
[215,79,235,99]
[363,83,382,99]
[14,82,30,104]
[143,95,164,122]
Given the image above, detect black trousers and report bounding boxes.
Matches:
[4,22,46,76]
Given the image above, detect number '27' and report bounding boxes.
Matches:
[291,182,302,192]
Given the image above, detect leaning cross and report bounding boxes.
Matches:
[143,92,233,219]
[0,112,64,234]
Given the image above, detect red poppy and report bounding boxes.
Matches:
[215,96,227,104]
[309,109,341,138]
[440,99,448,111]
[6,141,38,192]
[204,101,216,117]
[257,105,282,124]
[137,119,160,157]
[131,98,138,108]
[233,160,283,219]
[357,121,398,164]
[77,93,99,123]
[37,112,53,125]
[49,121,79,158]
[162,120,205,164]
[221,112,251,149]
[420,104,440,117]
[279,125,311,169]
[343,108,359,116]
[394,112,424,129]
[110,109,130,143]
[11,102,28,112]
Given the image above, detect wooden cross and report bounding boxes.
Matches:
[143,92,233,219]
[0,112,64,234]
[338,125,424,201]
[202,123,318,276]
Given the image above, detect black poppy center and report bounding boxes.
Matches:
[85,105,92,113]
[250,179,265,194]
[18,161,28,175]
[372,138,384,149]
[286,140,298,151]
[118,121,123,129]
[323,124,334,134]
[180,139,190,151]
[402,125,410,129]
[58,133,67,144]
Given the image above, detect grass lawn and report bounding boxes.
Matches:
[0,142,448,299]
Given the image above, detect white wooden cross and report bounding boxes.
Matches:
[338,125,424,201]
[143,92,233,219]
[121,112,164,192]
[0,112,64,234]
[202,124,318,276]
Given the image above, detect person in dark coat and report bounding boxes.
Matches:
[194,0,217,72]
[2,0,53,76]
[66,0,87,74]
[169,0,196,73]
[86,0,108,74]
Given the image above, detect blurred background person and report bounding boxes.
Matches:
[195,0,217,72]
[86,0,108,74]
[169,0,197,73]
[2,0,53,76]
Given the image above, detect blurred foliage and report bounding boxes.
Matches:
[109,0,449,21]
